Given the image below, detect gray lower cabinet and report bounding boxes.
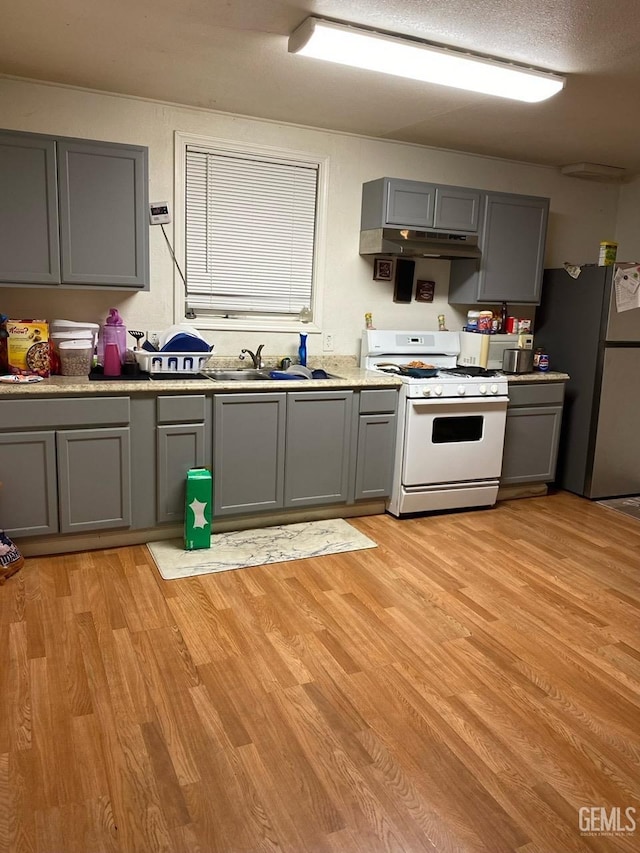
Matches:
[157,424,206,523]
[57,427,131,532]
[213,390,354,516]
[0,129,149,289]
[213,393,287,516]
[0,396,133,538]
[155,394,208,524]
[449,192,549,305]
[501,383,564,484]
[355,414,396,499]
[353,389,398,500]
[0,431,59,536]
[284,391,353,507]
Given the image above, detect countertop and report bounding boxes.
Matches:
[505,371,569,383]
[0,364,569,397]
[0,363,403,397]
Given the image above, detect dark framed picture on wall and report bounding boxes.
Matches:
[373,258,394,281]
[415,280,435,302]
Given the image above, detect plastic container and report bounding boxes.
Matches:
[97,309,127,364]
[478,311,493,332]
[50,330,95,374]
[59,340,93,376]
[598,241,618,266]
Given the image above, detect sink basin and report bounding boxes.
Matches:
[202,368,272,381]
[201,368,342,382]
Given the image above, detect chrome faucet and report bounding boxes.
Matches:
[240,344,264,369]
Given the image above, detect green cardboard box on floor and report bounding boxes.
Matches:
[185,468,212,550]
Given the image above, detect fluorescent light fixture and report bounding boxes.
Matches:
[288,18,566,103]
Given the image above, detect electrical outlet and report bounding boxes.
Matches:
[147,330,161,349]
[323,332,334,352]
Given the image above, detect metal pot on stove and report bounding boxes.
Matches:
[502,348,534,374]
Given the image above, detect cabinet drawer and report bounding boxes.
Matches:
[157,395,206,424]
[0,396,130,430]
[359,389,398,414]
[508,382,565,407]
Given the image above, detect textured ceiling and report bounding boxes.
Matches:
[3,0,640,175]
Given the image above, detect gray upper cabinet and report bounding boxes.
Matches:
[57,141,149,287]
[449,192,549,304]
[385,179,436,228]
[361,177,481,233]
[0,129,149,289]
[0,134,60,284]
[434,186,481,232]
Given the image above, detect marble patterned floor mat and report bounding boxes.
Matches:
[597,495,640,522]
[146,518,378,580]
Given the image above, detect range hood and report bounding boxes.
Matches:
[360,227,481,260]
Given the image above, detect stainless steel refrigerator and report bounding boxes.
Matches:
[536,265,640,499]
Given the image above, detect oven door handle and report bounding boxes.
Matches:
[408,397,508,410]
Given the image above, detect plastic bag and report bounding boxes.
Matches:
[0,529,24,584]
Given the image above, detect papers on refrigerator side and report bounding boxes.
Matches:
[614,264,640,312]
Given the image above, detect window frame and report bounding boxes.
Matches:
[174,131,328,333]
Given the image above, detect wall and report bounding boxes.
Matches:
[0,76,624,358]
[615,176,640,262]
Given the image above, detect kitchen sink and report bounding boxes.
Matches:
[202,369,272,381]
[202,368,341,381]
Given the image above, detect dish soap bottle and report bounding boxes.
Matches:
[298,333,307,367]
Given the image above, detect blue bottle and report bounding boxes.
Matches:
[298,333,307,367]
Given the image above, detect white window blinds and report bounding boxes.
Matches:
[185,148,318,314]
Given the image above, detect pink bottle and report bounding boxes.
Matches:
[103,343,122,377]
[97,308,127,365]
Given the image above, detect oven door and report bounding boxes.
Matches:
[402,397,507,486]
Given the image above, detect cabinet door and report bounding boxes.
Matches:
[0,432,58,537]
[0,133,60,284]
[386,179,435,228]
[157,424,205,523]
[213,393,286,516]
[434,187,481,232]
[501,406,562,484]
[478,194,549,303]
[57,141,149,288]
[285,391,353,507]
[57,427,131,532]
[355,414,396,500]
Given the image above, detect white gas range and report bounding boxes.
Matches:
[361,330,509,516]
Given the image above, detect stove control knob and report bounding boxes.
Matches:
[490,384,499,394]
[422,388,431,397]
[479,384,487,395]
[434,385,443,396]
[457,385,466,396]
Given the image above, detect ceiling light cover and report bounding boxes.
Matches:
[288,18,566,103]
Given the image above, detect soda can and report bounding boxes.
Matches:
[505,316,518,334]
[538,353,550,372]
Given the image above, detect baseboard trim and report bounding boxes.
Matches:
[497,483,549,501]
[16,501,387,557]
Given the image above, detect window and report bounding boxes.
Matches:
[180,138,323,330]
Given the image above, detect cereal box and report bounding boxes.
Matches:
[6,320,50,377]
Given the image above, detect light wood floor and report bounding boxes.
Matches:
[2,491,640,853]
